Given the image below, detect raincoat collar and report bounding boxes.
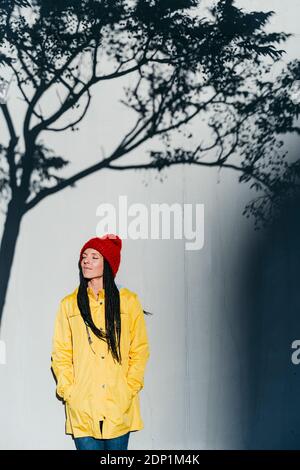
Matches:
[73,283,123,302]
[87,286,105,301]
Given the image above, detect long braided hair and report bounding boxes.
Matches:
[77,257,122,364]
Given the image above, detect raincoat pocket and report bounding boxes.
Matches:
[65,382,76,405]
[62,382,75,404]
[106,367,134,424]
[119,369,134,413]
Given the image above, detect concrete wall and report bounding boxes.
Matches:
[0,1,299,449]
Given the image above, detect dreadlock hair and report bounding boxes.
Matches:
[77,257,122,365]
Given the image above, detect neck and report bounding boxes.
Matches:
[88,276,104,297]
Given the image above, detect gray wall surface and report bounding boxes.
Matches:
[0,1,299,450]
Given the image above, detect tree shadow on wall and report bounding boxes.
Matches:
[0,0,298,329]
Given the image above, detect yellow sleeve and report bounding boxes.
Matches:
[127,293,150,397]
[51,299,74,402]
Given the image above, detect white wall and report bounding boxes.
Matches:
[0,1,299,450]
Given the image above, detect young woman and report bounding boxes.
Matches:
[51,234,150,450]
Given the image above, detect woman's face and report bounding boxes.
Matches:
[81,248,104,279]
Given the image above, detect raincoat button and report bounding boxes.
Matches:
[101,355,105,359]
[102,384,105,388]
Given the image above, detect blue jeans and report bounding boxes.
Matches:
[74,432,130,450]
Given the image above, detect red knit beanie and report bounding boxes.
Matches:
[79,233,122,277]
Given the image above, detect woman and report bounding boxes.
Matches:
[51,233,150,450]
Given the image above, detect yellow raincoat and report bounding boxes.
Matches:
[51,285,150,439]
